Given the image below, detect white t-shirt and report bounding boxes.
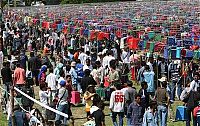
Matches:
[83,65,93,72]
[39,90,50,105]
[46,73,57,91]
[78,52,87,65]
[109,90,128,112]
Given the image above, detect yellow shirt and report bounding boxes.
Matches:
[84,91,95,112]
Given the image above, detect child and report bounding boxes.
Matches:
[138,82,149,115]
[84,85,96,119]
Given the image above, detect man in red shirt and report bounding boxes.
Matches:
[13,63,26,87]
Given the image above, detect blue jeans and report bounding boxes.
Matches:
[111,112,124,126]
[55,103,68,124]
[169,80,182,101]
[158,105,168,126]
[127,118,131,126]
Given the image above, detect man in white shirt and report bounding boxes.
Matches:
[46,68,57,101]
[189,72,200,92]
[39,85,50,119]
[102,50,115,69]
[109,83,128,126]
[78,48,87,65]
[83,58,93,72]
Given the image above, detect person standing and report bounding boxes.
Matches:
[143,101,158,126]
[1,61,12,113]
[28,51,40,86]
[143,65,155,97]
[138,81,149,116]
[109,83,128,126]
[45,68,57,102]
[55,80,69,125]
[127,94,143,126]
[13,62,26,87]
[69,61,79,91]
[154,78,169,126]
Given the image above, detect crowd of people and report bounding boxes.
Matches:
[0,1,200,126]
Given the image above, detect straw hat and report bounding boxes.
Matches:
[158,76,168,82]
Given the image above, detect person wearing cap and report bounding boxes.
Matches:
[55,80,69,125]
[69,61,79,90]
[154,77,170,126]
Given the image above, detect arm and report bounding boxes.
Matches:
[109,92,114,112]
[142,112,147,126]
[127,103,132,118]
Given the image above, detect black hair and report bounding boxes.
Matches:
[141,61,146,67]
[194,72,199,77]
[49,68,53,73]
[141,81,147,88]
[127,81,133,87]
[115,83,122,90]
[30,52,34,57]
[149,101,157,109]
[66,74,71,79]
[16,63,20,67]
[59,70,65,77]
[135,94,141,99]
[84,69,91,76]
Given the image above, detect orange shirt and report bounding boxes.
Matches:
[13,68,25,85]
[43,47,49,55]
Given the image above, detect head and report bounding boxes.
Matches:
[135,94,141,104]
[59,70,65,78]
[59,80,66,87]
[149,57,154,63]
[110,59,116,70]
[16,63,20,68]
[86,58,91,66]
[66,74,72,83]
[115,83,122,90]
[127,81,133,87]
[95,61,101,68]
[141,81,148,89]
[149,101,157,110]
[84,69,91,76]
[193,72,199,82]
[30,51,34,57]
[145,65,150,71]
[141,61,146,67]
[87,85,95,93]
[41,65,47,73]
[161,81,167,88]
[40,84,47,91]
[49,68,53,73]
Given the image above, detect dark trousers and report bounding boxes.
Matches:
[186,108,197,126]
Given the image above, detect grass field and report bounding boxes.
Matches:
[0,82,188,126]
